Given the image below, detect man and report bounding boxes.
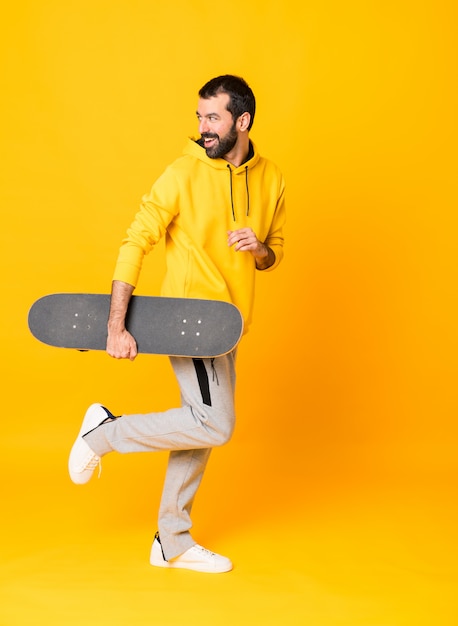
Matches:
[68,75,286,573]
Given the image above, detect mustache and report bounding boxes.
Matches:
[201,132,219,140]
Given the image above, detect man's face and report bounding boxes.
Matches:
[196,93,238,159]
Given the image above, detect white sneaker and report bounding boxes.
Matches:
[68,403,114,484]
[150,533,233,573]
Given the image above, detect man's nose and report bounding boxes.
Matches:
[199,118,208,134]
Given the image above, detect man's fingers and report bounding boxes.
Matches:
[107,331,137,360]
[227,228,257,250]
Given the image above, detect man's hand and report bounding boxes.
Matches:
[107,328,138,361]
[227,228,275,270]
[106,280,137,360]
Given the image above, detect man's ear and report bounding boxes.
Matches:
[238,112,251,132]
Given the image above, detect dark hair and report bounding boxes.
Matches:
[198,75,256,131]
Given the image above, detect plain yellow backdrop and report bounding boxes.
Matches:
[1,1,458,625]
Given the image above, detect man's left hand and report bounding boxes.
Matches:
[227,228,275,269]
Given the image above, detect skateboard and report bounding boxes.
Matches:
[28,293,243,357]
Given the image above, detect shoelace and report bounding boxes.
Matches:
[79,452,102,478]
[192,545,216,557]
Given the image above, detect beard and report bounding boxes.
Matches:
[201,123,238,159]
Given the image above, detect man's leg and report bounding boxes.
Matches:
[81,352,236,456]
[157,351,237,559]
[157,448,212,558]
[71,351,237,562]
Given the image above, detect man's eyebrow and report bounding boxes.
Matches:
[196,111,220,117]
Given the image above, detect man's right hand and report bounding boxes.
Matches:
[106,280,137,360]
[106,328,138,361]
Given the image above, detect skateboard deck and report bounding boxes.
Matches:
[28,293,243,357]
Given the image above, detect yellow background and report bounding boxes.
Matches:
[1,1,457,624]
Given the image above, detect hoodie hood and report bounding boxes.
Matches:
[183,137,260,171]
[183,137,260,220]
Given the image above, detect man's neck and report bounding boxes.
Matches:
[223,137,251,168]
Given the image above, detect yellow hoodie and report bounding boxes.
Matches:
[113,138,286,331]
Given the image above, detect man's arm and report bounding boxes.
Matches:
[227,228,276,270]
[106,280,138,361]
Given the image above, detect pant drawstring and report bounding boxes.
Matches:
[210,358,219,386]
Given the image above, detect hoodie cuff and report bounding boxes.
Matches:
[257,245,283,272]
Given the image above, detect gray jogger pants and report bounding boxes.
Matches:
[83,349,237,560]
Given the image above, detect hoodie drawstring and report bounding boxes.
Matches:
[227,164,250,221]
[227,165,236,221]
[245,166,250,216]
